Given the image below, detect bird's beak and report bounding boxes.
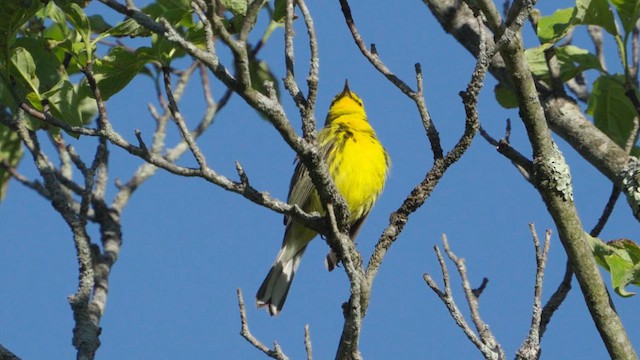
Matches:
[340,79,351,97]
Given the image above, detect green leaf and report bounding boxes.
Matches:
[525,45,602,82]
[151,33,186,64]
[43,79,83,127]
[84,46,155,100]
[64,3,91,38]
[537,1,617,45]
[587,235,640,297]
[587,75,637,148]
[610,238,640,264]
[494,83,519,109]
[38,1,67,26]
[606,254,636,296]
[11,47,40,95]
[575,0,617,35]
[142,0,193,27]
[222,0,248,16]
[74,83,98,125]
[25,92,42,110]
[610,0,640,35]
[106,18,152,38]
[272,0,286,22]
[88,15,112,34]
[0,77,18,112]
[537,8,575,44]
[15,37,63,92]
[587,234,611,269]
[0,0,42,52]
[0,123,23,202]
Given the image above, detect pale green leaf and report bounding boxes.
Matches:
[525,45,602,82]
[537,8,575,44]
[11,47,40,95]
[588,235,640,297]
[537,1,617,45]
[606,254,636,296]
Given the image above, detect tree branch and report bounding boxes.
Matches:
[516,224,552,360]
[237,289,290,360]
[490,1,637,358]
[0,344,20,360]
[424,0,639,221]
[424,235,505,360]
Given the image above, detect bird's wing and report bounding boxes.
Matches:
[283,137,335,227]
[283,158,313,226]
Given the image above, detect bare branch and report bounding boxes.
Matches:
[424,236,505,360]
[539,261,572,338]
[297,0,319,115]
[338,0,443,160]
[587,25,607,72]
[441,236,502,356]
[366,10,485,290]
[479,126,534,183]
[237,289,290,360]
[304,324,313,360]
[516,225,552,360]
[162,67,209,170]
[0,344,20,360]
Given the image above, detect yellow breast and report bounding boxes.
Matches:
[319,116,389,221]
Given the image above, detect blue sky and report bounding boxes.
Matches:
[1,0,639,359]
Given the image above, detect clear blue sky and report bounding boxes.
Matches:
[1,1,639,359]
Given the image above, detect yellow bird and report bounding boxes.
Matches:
[256,81,390,316]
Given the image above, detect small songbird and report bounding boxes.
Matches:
[256,81,390,316]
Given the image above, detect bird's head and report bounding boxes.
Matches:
[326,80,367,124]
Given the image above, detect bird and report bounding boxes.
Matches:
[255,80,390,316]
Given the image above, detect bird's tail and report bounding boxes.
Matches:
[256,245,307,316]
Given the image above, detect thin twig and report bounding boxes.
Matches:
[338,0,443,159]
[237,289,290,360]
[539,261,572,338]
[442,236,502,356]
[304,324,313,360]
[515,224,552,360]
[588,26,607,72]
[479,126,534,183]
[366,10,486,287]
[297,0,319,111]
[424,236,504,360]
[162,67,209,170]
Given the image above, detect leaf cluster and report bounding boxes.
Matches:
[0,0,285,200]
